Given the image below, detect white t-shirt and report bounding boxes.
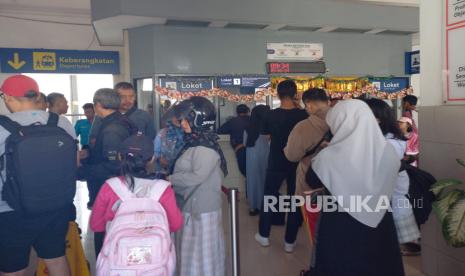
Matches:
[0,110,76,213]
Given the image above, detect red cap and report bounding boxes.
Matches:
[0,75,40,97]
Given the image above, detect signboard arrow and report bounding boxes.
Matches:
[7,53,26,70]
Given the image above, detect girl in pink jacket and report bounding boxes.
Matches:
[90,133,183,256]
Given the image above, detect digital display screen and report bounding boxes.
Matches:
[266,62,326,74]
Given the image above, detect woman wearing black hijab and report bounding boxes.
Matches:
[244,105,270,215]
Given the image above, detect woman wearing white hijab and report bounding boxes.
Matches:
[307,100,405,276]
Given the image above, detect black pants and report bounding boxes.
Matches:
[235,147,247,177]
[258,168,303,244]
[94,232,105,258]
[87,179,105,208]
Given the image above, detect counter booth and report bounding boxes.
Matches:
[136,75,274,132]
[135,75,412,132]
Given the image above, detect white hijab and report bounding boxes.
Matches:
[312,100,400,228]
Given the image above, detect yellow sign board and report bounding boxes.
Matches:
[33,52,57,71]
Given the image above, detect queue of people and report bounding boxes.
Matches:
[0,74,423,276]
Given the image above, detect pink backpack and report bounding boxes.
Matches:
[96,177,176,276]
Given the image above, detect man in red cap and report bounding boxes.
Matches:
[0,75,76,275]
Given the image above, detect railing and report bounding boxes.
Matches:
[228,188,240,276]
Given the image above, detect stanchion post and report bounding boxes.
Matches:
[229,188,240,276]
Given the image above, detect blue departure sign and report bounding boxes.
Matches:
[0,48,120,74]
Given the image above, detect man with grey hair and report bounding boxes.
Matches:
[77,88,136,255]
[78,88,135,209]
[47,92,68,115]
[89,82,156,145]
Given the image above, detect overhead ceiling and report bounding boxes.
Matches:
[352,0,419,7]
[91,0,419,45]
[0,0,419,46]
[0,0,90,14]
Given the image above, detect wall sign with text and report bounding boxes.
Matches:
[369,78,410,93]
[0,48,120,74]
[266,43,323,61]
[447,0,465,27]
[217,76,270,88]
[405,51,420,74]
[446,24,465,101]
[159,77,213,92]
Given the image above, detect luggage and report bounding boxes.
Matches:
[0,113,77,214]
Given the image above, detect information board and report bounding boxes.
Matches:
[159,77,213,92]
[446,24,465,101]
[0,48,119,74]
[447,0,465,27]
[217,76,270,88]
[369,78,410,93]
[267,43,323,61]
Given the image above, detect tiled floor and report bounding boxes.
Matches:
[72,181,424,276]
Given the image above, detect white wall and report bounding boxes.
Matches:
[0,12,128,82]
[419,0,443,107]
[419,1,465,275]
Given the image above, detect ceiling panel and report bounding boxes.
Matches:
[224,23,268,30]
[165,19,210,27]
[377,29,417,35]
[279,25,320,32]
[333,27,373,33]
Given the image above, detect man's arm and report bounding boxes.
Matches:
[89,116,102,140]
[145,113,157,140]
[81,126,128,178]
[74,121,81,138]
[284,123,307,162]
[217,120,232,134]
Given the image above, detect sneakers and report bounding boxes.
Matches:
[401,242,421,256]
[284,241,296,253]
[255,233,270,247]
[249,208,260,216]
[255,233,297,253]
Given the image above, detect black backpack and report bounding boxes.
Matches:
[404,164,436,226]
[0,113,77,215]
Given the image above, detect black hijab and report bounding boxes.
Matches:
[245,105,270,147]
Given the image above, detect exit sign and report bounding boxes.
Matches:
[266,62,326,74]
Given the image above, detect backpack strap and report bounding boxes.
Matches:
[124,106,137,117]
[303,130,332,158]
[107,177,133,201]
[0,115,22,135]
[149,180,170,202]
[47,112,59,127]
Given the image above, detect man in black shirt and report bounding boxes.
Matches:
[218,104,250,177]
[77,88,136,256]
[256,80,308,253]
[78,88,135,209]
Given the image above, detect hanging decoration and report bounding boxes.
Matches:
[155,76,414,103]
[155,86,271,103]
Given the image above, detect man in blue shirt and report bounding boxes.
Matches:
[74,103,94,148]
[218,104,251,177]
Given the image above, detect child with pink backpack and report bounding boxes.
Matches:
[90,133,183,276]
